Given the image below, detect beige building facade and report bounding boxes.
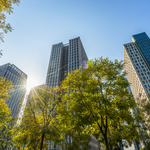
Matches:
[124,32,150,101]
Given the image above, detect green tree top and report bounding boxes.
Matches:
[0,76,13,100]
[13,85,64,150]
[58,57,139,150]
[0,76,13,150]
[0,0,20,43]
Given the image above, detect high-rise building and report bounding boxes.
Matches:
[46,37,88,87]
[123,32,150,101]
[0,63,27,118]
[46,37,101,150]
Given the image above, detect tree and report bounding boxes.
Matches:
[58,57,139,150]
[0,0,20,43]
[61,130,91,150]
[13,85,63,150]
[61,124,91,150]
[136,95,150,133]
[0,76,14,149]
[133,94,150,150]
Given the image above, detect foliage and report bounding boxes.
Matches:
[58,57,139,150]
[61,129,91,150]
[133,95,150,150]
[0,76,13,149]
[0,50,2,57]
[136,95,150,132]
[13,85,63,150]
[0,0,20,43]
[0,76,13,100]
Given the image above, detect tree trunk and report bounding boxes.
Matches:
[104,134,109,150]
[40,133,45,150]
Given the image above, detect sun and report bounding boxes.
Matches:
[26,77,39,93]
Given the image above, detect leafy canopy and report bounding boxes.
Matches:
[0,0,20,43]
[13,85,63,150]
[58,57,138,150]
[0,76,13,149]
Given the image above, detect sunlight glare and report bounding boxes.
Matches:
[26,77,39,93]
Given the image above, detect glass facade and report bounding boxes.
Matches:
[45,37,102,150]
[123,32,150,101]
[0,63,27,118]
[132,32,150,65]
[46,43,63,87]
[61,45,69,80]
[46,37,88,87]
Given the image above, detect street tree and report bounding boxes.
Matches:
[0,76,14,149]
[0,0,20,43]
[58,57,139,150]
[132,95,150,150]
[13,85,63,150]
[136,95,150,133]
[61,129,91,150]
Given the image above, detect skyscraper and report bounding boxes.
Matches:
[123,32,150,101]
[0,63,27,118]
[46,37,100,150]
[46,37,88,87]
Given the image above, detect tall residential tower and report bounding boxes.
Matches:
[45,37,101,150]
[46,37,88,87]
[123,32,150,101]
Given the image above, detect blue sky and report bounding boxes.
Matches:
[1,0,150,88]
